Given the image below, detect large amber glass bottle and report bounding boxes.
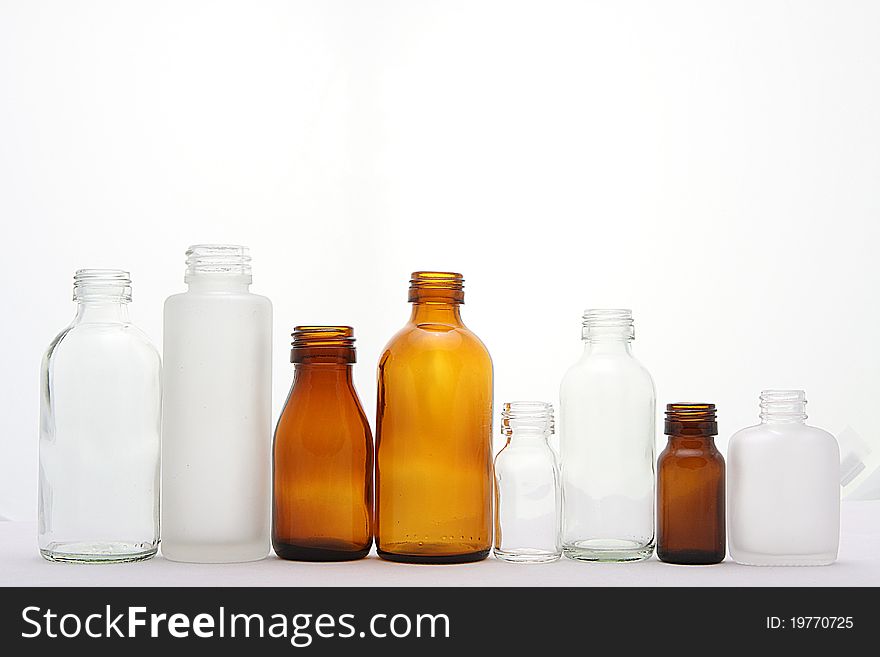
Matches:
[657,403,725,565]
[273,326,373,561]
[375,272,493,563]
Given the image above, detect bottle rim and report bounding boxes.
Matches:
[408,271,464,303]
[290,325,356,363]
[760,389,807,421]
[664,403,718,436]
[501,401,555,436]
[582,308,634,341]
[185,244,252,280]
[73,269,132,303]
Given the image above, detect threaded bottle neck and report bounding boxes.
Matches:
[665,403,718,437]
[291,326,356,364]
[502,401,555,437]
[408,271,464,304]
[73,269,132,304]
[582,309,634,342]
[760,390,807,423]
[185,244,252,284]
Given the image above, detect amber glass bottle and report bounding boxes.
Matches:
[272,326,373,561]
[657,403,725,565]
[375,272,493,563]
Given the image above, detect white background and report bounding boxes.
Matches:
[1,1,878,522]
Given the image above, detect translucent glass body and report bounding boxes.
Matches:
[375,272,493,563]
[273,327,373,561]
[39,270,161,563]
[493,402,561,563]
[657,404,725,565]
[162,246,273,563]
[559,309,656,562]
[728,391,840,566]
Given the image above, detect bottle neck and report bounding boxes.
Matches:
[507,427,552,446]
[583,338,632,356]
[581,310,635,355]
[761,414,806,425]
[410,301,463,326]
[186,275,252,293]
[184,245,252,292]
[74,300,130,324]
[667,434,717,450]
[760,390,808,425]
[293,362,353,385]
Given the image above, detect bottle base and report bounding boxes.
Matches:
[493,548,561,564]
[273,540,370,562]
[161,541,268,563]
[730,548,837,566]
[657,548,725,565]
[40,542,157,564]
[563,539,654,563]
[377,546,490,564]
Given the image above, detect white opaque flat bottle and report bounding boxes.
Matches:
[728,390,840,566]
[39,270,161,563]
[559,309,656,562]
[161,245,273,563]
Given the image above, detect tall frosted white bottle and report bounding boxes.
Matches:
[161,245,272,562]
[728,390,840,566]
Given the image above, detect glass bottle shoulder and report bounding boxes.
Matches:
[729,422,839,456]
[560,349,654,393]
[379,319,491,364]
[279,375,370,428]
[165,288,272,309]
[658,439,724,468]
[44,320,160,367]
[494,439,559,472]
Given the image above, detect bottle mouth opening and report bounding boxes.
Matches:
[760,389,807,421]
[501,401,555,436]
[408,271,464,303]
[582,308,634,341]
[664,403,718,436]
[185,244,252,280]
[73,269,132,302]
[291,326,356,363]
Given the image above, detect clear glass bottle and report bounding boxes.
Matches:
[559,309,656,562]
[728,390,840,566]
[273,326,373,561]
[493,402,561,563]
[375,272,493,563]
[162,245,273,563]
[657,403,725,565]
[39,270,161,563]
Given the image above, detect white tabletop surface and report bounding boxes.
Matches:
[2,501,878,587]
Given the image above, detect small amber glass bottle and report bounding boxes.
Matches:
[375,272,493,563]
[657,403,725,565]
[272,326,373,561]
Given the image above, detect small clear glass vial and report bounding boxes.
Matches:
[493,402,562,563]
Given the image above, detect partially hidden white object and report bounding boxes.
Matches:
[838,426,880,500]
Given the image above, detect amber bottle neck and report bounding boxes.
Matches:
[293,362,353,382]
[409,302,463,325]
[666,434,717,450]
